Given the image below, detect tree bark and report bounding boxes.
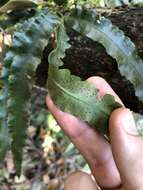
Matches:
[36,7,143,113]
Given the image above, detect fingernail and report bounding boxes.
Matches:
[122,109,138,135]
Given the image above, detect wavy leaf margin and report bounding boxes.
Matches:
[66,8,143,103]
[1,9,60,175]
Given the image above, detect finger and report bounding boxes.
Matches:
[46,76,121,188]
[110,108,143,190]
[47,96,121,188]
[64,171,98,190]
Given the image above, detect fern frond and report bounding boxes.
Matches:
[66,8,143,103]
[0,68,10,162]
[48,21,121,136]
[4,10,60,175]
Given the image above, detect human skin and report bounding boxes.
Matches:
[46,76,143,190]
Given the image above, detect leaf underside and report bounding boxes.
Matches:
[65,8,143,135]
[48,66,121,134]
[1,10,60,175]
[48,22,121,135]
[48,9,143,137]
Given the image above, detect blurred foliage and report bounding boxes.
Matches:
[0,0,9,7]
[53,0,68,6]
[0,0,37,13]
[0,104,89,189]
[76,0,104,6]
[30,102,88,172]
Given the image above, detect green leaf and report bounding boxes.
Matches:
[53,0,68,6]
[134,113,143,136]
[48,21,71,67]
[104,0,143,7]
[48,12,143,137]
[0,0,37,13]
[48,23,121,135]
[104,0,129,7]
[0,9,37,30]
[48,66,121,134]
[4,10,60,175]
[66,8,143,103]
[130,0,143,6]
[0,0,9,7]
[0,68,10,162]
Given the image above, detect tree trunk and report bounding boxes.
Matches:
[36,7,143,114]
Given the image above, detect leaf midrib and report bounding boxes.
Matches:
[51,77,109,117]
[72,16,143,82]
[51,77,92,106]
[93,19,143,81]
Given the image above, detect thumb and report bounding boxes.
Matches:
[109,108,143,190]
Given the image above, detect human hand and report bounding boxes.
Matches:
[46,76,143,190]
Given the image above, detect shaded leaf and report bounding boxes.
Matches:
[0,9,37,30]
[104,0,143,7]
[66,8,143,103]
[0,0,9,7]
[3,10,60,175]
[53,0,68,6]
[104,0,129,7]
[0,0,37,13]
[0,68,10,162]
